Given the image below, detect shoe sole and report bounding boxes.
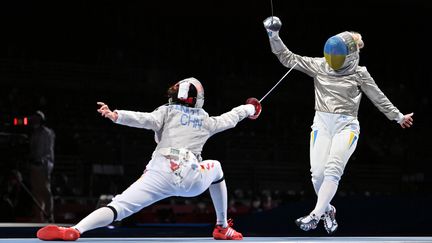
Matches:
[213,233,243,240]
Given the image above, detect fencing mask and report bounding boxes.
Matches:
[167,77,205,108]
[323,31,360,71]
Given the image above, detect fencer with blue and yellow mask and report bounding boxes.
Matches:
[323,31,360,71]
[264,16,411,235]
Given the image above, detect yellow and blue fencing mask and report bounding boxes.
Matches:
[323,32,359,70]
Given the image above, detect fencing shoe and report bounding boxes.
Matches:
[37,225,80,241]
[213,218,243,240]
[323,205,338,234]
[295,213,320,231]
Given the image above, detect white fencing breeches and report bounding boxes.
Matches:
[310,111,360,188]
[108,153,224,221]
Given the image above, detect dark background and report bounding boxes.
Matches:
[0,0,431,237]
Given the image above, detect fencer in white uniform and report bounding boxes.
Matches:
[37,77,261,241]
[263,17,414,234]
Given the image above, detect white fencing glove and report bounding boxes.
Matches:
[263,16,282,39]
[244,104,256,117]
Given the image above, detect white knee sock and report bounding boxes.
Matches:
[209,180,228,227]
[312,177,322,195]
[73,207,115,234]
[312,177,332,212]
[311,179,338,217]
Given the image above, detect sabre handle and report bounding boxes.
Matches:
[246,97,262,120]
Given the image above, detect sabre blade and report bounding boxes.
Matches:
[259,62,298,103]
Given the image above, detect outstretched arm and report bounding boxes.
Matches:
[205,103,258,135]
[359,71,414,129]
[263,16,320,77]
[97,102,165,131]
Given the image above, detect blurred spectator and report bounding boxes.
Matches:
[250,196,263,213]
[29,110,56,223]
[261,189,275,211]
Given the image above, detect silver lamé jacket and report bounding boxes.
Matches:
[269,36,404,122]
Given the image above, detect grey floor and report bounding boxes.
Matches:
[1,237,432,243]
